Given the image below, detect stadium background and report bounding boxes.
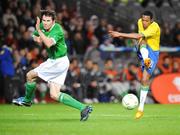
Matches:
[0,0,180,105]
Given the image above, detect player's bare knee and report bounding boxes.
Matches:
[141,78,149,86]
[49,82,61,100]
[26,70,37,82]
[50,91,60,100]
[50,93,57,100]
[140,39,147,45]
[50,90,55,99]
[26,72,33,82]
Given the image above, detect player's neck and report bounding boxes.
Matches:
[144,22,153,29]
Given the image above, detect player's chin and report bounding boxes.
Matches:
[44,27,48,30]
[44,26,49,30]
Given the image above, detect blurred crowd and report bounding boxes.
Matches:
[0,0,179,104]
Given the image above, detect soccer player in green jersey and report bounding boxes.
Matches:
[13,10,92,121]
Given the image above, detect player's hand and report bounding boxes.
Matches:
[36,17,41,31]
[34,36,42,43]
[108,31,120,38]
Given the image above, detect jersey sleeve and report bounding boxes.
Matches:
[141,24,158,38]
[48,25,63,44]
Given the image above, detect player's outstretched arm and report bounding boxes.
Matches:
[109,31,143,40]
[35,17,54,48]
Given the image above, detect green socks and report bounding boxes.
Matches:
[121,91,128,97]
[59,93,86,111]
[23,82,86,111]
[24,82,36,102]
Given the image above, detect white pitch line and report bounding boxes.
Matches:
[92,114,180,118]
[23,113,35,116]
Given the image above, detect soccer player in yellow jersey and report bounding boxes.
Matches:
[109,11,160,119]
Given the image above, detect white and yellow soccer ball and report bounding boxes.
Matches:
[122,94,139,110]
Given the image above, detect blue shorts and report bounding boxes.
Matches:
[136,45,159,75]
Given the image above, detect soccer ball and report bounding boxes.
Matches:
[122,94,139,110]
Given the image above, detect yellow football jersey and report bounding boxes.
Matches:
[138,19,160,51]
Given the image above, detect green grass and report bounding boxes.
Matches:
[0,103,180,135]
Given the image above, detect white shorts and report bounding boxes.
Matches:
[33,56,69,85]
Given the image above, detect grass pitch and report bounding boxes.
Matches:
[0,103,180,135]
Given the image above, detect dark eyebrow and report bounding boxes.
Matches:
[42,19,51,21]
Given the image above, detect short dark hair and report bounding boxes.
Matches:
[142,11,153,19]
[40,10,56,20]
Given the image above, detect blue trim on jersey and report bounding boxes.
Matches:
[135,45,159,75]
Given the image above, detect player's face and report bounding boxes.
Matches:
[42,15,55,31]
[141,15,152,29]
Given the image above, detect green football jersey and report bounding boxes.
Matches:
[33,23,67,59]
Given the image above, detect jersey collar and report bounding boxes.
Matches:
[49,23,55,31]
[42,23,55,32]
